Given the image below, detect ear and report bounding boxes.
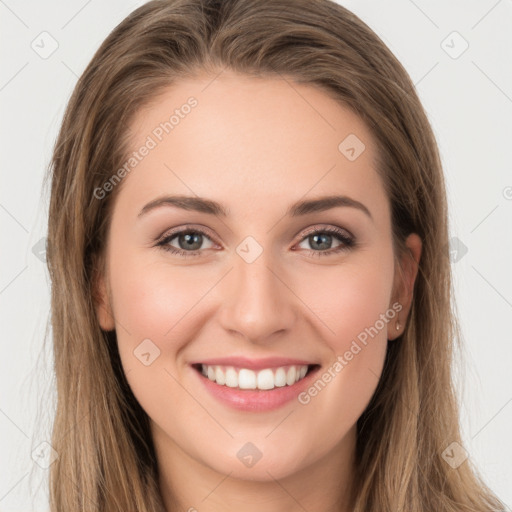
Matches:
[387,233,422,340]
[92,256,116,332]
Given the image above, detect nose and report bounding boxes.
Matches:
[217,249,297,344]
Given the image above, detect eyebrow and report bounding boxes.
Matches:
[138,194,373,221]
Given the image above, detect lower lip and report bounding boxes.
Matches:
[192,365,320,412]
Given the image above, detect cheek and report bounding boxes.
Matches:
[111,256,209,337]
[300,251,395,348]
[108,256,214,416]
[294,252,394,417]
[108,253,220,374]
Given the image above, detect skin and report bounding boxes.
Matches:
[94,70,422,512]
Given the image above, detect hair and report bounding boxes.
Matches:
[42,0,506,510]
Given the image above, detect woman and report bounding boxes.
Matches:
[44,0,506,510]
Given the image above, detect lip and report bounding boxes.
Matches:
[191,362,321,412]
[190,356,317,371]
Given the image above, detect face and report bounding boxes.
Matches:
[95,71,421,485]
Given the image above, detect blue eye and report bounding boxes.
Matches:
[156,228,216,258]
[295,227,355,257]
[155,225,355,258]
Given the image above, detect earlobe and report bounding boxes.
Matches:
[388,233,422,340]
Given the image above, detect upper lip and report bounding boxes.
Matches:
[191,356,318,371]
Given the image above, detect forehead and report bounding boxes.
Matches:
[115,71,388,223]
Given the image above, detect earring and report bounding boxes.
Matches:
[396,320,400,331]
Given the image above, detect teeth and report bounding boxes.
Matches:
[225,367,238,388]
[239,368,256,389]
[215,366,226,386]
[286,366,296,385]
[200,364,310,390]
[275,367,287,387]
[257,369,274,390]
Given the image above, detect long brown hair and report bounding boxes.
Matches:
[43,0,506,510]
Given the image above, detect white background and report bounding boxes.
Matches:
[1,0,511,510]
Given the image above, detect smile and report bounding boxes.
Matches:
[199,363,310,390]
[191,360,321,412]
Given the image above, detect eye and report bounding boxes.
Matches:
[156,226,217,258]
[294,225,355,257]
[155,224,355,258]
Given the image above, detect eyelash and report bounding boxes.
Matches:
[155,225,355,258]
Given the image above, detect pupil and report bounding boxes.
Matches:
[311,233,331,250]
[180,232,201,250]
